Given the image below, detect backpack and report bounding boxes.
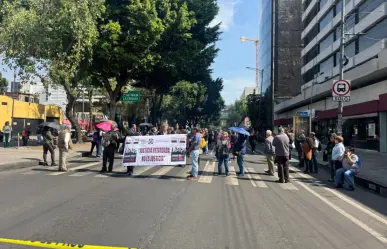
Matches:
[357,157,362,168]
[200,138,207,149]
[102,132,113,147]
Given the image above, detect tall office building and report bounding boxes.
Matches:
[259,0,303,128]
[274,0,387,152]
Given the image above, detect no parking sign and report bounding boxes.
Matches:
[332,80,351,102]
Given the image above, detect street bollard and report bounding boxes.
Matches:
[17,133,19,148]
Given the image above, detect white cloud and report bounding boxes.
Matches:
[221,76,255,104]
[210,0,239,31]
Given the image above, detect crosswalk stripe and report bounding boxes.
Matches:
[69,172,92,177]
[171,166,189,181]
[94,174,109,178]
[21,171,41,175]
[133,166,153,176]
[147,166,174,179]
[279,182,299,190]
[47,162,100,176]
[226,165,239,186]
[47,171,67,176]
[198,161,215,183]
[246,167,268,188]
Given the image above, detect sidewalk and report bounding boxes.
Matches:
[313,146,387,197]
[255,143,387,197]
[0,143,92,171]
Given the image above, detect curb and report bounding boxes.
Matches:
[0,152,85,172]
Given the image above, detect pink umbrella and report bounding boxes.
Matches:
[96,121,113,132]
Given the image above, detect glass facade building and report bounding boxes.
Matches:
[259,0,303,128]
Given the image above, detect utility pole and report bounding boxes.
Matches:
[337,0,345,135]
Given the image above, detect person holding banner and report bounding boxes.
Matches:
[187,127,200,180]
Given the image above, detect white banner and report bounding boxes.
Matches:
[122,134,187,166]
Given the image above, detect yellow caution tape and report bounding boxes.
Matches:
[0,237,136,249]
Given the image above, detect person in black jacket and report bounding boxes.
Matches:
[248,130,257,153]
[324,133,337,182]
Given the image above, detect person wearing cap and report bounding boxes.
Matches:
[309,132,320,173]
[324,133,337,181]
[331,135,345,173]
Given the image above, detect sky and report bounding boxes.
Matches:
[211,0,260,105]
[1,0,260,104]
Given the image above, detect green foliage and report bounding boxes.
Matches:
[161,81,207,125]
[0,73,8,89]
[225,99,247,127]
[246,92,271,132]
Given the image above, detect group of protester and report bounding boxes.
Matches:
[263,127,361,191]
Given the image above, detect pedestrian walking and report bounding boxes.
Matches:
[331,135,345,174]
[90,128,102,157]
[272,127,290,183]
[215,131,231,176]
[286,129,295,160]
[324,133,336,182]
[100,124,120,173]
[2,121,12,148]
[249,130,257,153]
[264,130,275,176]
[302,137,314,174]
[310,132,320,173]
[335,147,360,191]
[42,127,56,166]
[296,131,306,167]
[187,127,200,180]
[204,128,209,155]
[57,124,73,172]
[21,126,31,146]
[233,133,247,176]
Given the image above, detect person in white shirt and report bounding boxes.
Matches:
[331,136,345,175]
[2,121,12,148]
[57,124,73,172]
[310,132,320,173]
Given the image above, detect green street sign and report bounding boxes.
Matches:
[121,90,140,102]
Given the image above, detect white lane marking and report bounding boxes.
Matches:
[290,171,387,244]
[132,166,153,176]
[226,165,239,186]
[171,166,189,181]
[198,161,215,183]
[21,171,41,175]
[46,162,100,175]
[246,167,268,188]
[289,166,387,228]
[94,174,109,178]
[279,182,299,191]
[147,166,174,179]
[69,172,92,177]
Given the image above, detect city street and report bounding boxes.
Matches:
[0,152,386,249]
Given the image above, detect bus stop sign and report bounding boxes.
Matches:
[332,80,351,102]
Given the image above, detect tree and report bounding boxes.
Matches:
[0,73,8,91]
[203,77,225,122]
[90,0,171,119]
[161,81,207,125]
[0,0,105,143]
[133,0,221,123]
[225,99,247,127]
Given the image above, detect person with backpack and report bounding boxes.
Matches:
[335,147,360,191]
[264,130,275,176]
[100,124,120,173]
[310,132,321,173]
[90,128,102,157]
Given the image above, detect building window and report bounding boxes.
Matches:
[319,56,334,74]
[335,0,343,16]
[359,0,385,21]
[345,40,356,58]
[320,0,328,9]
[320,9,333,30]
[303,65,320,83]
[359,18,387,52]
[304,45,319,65]
[345,11,357,30]
[319,32,334,52]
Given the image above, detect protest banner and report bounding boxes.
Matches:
[122,134,187,166]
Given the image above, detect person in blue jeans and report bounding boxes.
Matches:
[215,131,231,176]
[187,127,201,180]
[233,133,247,176]
[336,147,360,191]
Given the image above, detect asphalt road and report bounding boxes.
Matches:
[0,151,387,249]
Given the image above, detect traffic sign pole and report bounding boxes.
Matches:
[337,0,345,136]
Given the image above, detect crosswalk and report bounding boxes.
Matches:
[12,159,301,191]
